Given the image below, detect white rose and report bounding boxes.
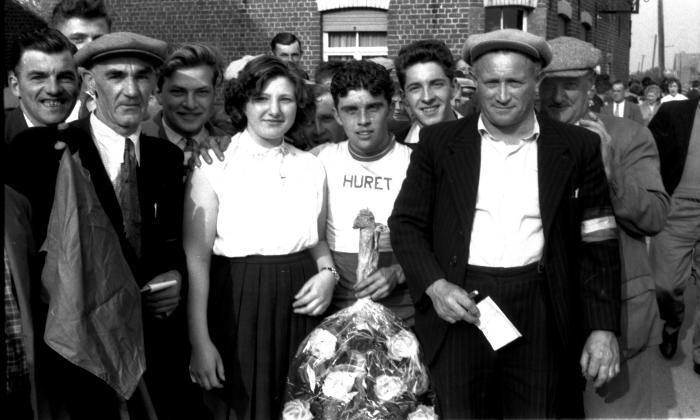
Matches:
[387,330,419,361]
[304,329,337,362]
[322,370,357,402]
[374,375,405,401]
[407,404,438,420]
[282,399,313,420]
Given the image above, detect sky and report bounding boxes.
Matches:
[629,0,700,73]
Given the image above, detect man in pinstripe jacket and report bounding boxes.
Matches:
[389,29,621,419]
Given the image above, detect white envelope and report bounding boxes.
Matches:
[476,296,522,351]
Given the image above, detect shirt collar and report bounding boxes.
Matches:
[477,112,540,144]
[161,115,208,148]
[237,128,292,157]
[405,109,465,144]
[22,111,35,128]
[90,112,142,160]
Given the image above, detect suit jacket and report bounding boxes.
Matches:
[4,107,29,144]
[602,100,645,125]
[600,115,668,359]
[389,113,621,364]
[5,117,193,417]
[6,117,185,284]
[647,96,700,195]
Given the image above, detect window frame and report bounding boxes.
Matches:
[484,6,529,32]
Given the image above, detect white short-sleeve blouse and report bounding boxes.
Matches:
[196,129,326,257]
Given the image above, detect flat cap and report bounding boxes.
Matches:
[462,29,552,66]
[543,36,601,78]
[75,32,168,68]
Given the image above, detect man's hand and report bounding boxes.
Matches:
[355,264,403,301]
[425,279,480,325]
[143,270,182,319]
[580,330,620,388]
[189,135,231,168]
[54,122,71,150]
[292,270,335,316]
[579,114,613,178]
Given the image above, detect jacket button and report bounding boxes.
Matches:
[450,255,457,266]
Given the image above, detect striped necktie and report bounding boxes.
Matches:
[115,138,142,258]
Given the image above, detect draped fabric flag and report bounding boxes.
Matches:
[41,149,145,400]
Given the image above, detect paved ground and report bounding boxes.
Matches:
[651,278,700,419]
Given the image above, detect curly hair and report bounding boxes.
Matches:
[224,55,309,132]
[330,60,394,106]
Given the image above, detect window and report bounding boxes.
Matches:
[557,15,569,37]
[484,7,528,31]
[322,9,388,61]
[583,23,592,43]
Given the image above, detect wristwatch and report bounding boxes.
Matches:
[320,266,340,283]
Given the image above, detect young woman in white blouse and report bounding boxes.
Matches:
[184,56,336,419]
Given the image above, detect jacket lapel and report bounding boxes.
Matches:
[537,115,574,245]
[443,117,481,234]
[71,118,125,238]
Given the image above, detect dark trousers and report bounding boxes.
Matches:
[430,263,580,419]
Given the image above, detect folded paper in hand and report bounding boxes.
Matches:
[476,297,522,351]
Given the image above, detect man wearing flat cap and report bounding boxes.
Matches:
[6,32,198,419]
[539,36,668,418]
[390,29,621,418]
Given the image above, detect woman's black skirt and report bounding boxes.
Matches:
[208,250,320,420]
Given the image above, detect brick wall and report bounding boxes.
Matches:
[4,0,632,81]
[108,0,321,75]
[388,0,482,60]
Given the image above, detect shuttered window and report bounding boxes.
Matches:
[322,9,388,61]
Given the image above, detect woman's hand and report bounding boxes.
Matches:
[189,339,225,390]
[292,270,335,316]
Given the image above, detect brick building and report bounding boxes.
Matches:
[5,0,632,82]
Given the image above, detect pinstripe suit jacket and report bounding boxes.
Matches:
[389,113,621,364]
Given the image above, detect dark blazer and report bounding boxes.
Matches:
[4,107,29,144]
[602,100,645,125]
[6,117,185,284]
[389,113,621,364]
[5,117,196,418]
[647,96,700,195]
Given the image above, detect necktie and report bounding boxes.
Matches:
[614,102,620,117]
[115,138,142,258]
[183,137,197,153]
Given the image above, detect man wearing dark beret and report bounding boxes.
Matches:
[6,32,199,419]
[540,36,669,418]
[389,29,621,418]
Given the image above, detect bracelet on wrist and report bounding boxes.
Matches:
[319,266,340,283]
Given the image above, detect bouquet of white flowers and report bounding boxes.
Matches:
[283,298,437,420]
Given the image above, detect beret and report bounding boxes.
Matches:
[224,55,262,81]
[462,29,552,67]
[543,36,602,78]
[75,32,168,68]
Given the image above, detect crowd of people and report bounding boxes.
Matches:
[4,0,699,419]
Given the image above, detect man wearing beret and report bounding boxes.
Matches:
[539,36,669,418]
[6,32,196,420]
[389,29,621,418]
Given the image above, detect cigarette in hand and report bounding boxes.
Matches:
[141,279,178,293]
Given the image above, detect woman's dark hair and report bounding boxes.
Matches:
[224,55,309,132]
